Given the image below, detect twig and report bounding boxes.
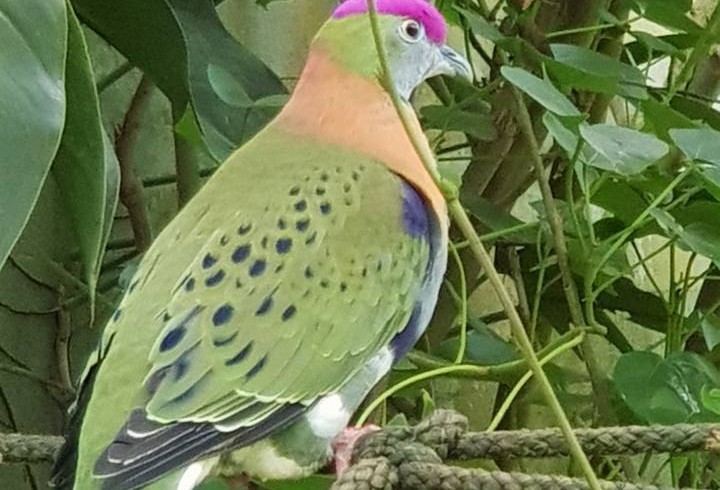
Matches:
[55,286,73,395]
[365,2,603,489]
[172,107,201,207]
[116,75,154,252]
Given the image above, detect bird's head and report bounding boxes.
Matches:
[314,0,472,100]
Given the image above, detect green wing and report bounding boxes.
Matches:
[66,129,432,489]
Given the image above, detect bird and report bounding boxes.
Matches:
[51,1,471,488]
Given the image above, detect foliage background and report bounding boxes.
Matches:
[3,0,720,489]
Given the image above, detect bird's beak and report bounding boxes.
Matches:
[431,45,472,81]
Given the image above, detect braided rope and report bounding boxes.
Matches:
[0,434,64,463]
[332,410,719,490]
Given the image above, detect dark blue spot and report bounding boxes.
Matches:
[277,218,287,230]
[173,357,189,380]
[289,186,300,196]
[246,355,267,378]
[232,244,251,263]
[202,254,217,269]
[316,187,326,196]
[238,224,252,235]
[214,332,238,347]
[145,367,168,394]
[226,343,253,366]
[304,266,314,279]
[249,260,266,277]
[320,202,332,215]
[296,219,310,232]
[295,200,307,212]
[112,309,122,322]
[205,270,225,287]
[401,181,429,239]
[185,277,196,292]
[160,326,186,352]
[390,305,423,358]
[256,296,273,316]
[305,232,317,245]
[282,305,297,321]
[213,304,234,326]
[276,238,292,254]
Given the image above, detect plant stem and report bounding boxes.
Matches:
[365,3,602,488]
[487,328,586,431]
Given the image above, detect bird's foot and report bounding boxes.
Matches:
[331,424,380,476]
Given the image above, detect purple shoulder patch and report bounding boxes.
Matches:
[400,180,430,240]
[332,0,447,44]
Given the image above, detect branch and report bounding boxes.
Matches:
[116,75,154,252]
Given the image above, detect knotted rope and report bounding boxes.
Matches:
[332,410,720,490]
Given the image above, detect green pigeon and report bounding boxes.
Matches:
[51,1,471,488]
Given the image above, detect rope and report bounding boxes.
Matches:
[2,410,719,490]
[332,410,719,490]
[0,433,64,463]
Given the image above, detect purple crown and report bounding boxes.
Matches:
[332,0,447,44]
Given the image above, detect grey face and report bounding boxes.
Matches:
[386,18,472,99]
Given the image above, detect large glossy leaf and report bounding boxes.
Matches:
[547,44,647,100]
[613,351,720,424]
[0,0,67,271]
[501,66,581,117]
[72,0,286,160]
[52,3,116,299]
[579,124,669,175]
[169,0,287,159]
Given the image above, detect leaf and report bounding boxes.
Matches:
[701,311,720,351]
[670,127,720,164]
[435,325,518,365]
[72,0,287,160]
[640,96,696,140]
[547,43,647,100]
[501,66,581,117]
[420,104,495,140]
[652,202,720,267]
[579,124,669,175]
[0,0,67,271]
[613,351,720,424]
[52,3,114,303]
[460,192,538,243]
[630,0,702,35]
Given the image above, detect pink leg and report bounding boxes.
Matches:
[332,425,381,476]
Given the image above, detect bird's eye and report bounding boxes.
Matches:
[399,19,423,43]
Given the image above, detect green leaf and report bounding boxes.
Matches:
[460,192,538,243]
[72,0,287,160]
[547,43,647,100]
[630,0,702,35]
[435,324,518,365]
[701,311,720,351]
[702,386,720,415]
[500,66,581,117]
[579,124,669,175]
[0,0,67,271]
[654,201,720,267]
[420,104,495,140]
[196,478,231,490]
[640,96,696,140]
[52,3,116,303]
[613,351,720,424]
[670,127,720,164]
